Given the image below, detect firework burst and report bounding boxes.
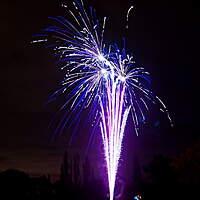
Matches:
[33,1,172,199]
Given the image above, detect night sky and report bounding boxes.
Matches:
[0,0,198,176]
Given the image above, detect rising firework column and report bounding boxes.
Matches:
[33,1,172,199]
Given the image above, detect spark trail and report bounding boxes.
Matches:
[33,1,173,199]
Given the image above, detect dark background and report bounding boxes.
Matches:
[0,0,198,178]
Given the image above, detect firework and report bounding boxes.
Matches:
[33,1,172,199]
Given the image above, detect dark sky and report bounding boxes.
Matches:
[0,0,198,175]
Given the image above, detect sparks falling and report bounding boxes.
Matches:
[33,1,173,199]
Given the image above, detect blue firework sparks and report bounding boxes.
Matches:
[32,1,172,199]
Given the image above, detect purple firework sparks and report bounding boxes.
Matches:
[32,1,173,199]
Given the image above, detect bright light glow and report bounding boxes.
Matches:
[98,54,106,62]
[34,1,173,200]
[100,68,108,79]
[101,68,107,74]
[118,75,126,82]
